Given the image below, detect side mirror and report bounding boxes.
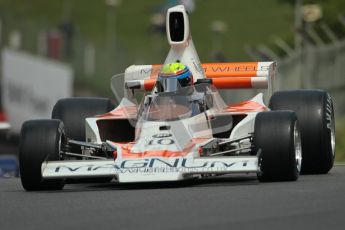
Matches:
[194,79,212,85]
[194,79,213,92]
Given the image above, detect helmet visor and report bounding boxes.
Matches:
[156,71,193,93]
[156,77,180,93]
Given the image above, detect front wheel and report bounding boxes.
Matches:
[253,111,302,182]
[19,119,65,191]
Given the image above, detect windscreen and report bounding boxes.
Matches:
[139,84,226,122]
[111,72,233,140]
[111,73,129,103]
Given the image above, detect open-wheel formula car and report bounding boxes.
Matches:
[19,5,335,191]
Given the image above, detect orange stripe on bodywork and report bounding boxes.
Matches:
[122,149,191,158]
[120,143,192,158]
[226,100,267,113]
[97,106,137,119]
[150,64,163,79]
[203,62,259,78]
[212,77,253,89]
[143,79,156,91]
[147,62,260,79]
[116,138,207,159]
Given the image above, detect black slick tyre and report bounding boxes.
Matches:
[253,111,302,182]
[269,90,335,174]
[19,119,65,191]
[52,97,114,141]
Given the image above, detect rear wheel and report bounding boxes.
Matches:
[269,90,335,174]
[52,97,115,183]
[52,97,114,141]
[253,111,301,182]
[19,119,65,191]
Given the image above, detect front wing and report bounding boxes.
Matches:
[42,156,259,183]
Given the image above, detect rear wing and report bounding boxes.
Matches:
[122,5,276,96]
[124,61,276,92]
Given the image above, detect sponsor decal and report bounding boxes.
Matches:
[325,94,333,130]
[138,64,270,78]
[192,60,203,74]
[140,67,162,76]
[5,81,48,113]
[203,65,269,73]
[140,68,153,74]
[152,133,172,138]
[53,158,251,174]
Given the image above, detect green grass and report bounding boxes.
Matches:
[0,0,295,94]
[0,0,294,62]
[336,116,345,162]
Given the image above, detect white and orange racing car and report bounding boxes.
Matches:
[19,5,335,191]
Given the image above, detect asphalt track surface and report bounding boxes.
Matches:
[0,165,345,230]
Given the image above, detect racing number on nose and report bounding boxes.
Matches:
[148,134,175,145]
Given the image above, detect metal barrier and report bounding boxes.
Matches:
[277,40,345,117]
[222,39,345,118]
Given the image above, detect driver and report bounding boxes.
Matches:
[154,63,212,114]
[155,63,193,94]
